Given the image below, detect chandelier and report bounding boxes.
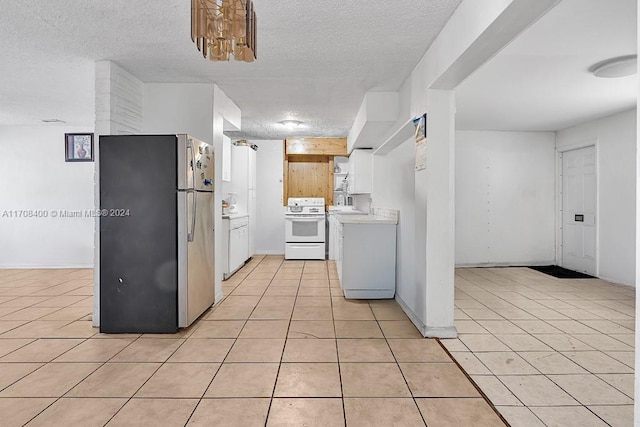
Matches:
[191,0,257,62]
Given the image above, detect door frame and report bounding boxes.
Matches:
[555,138,599,275]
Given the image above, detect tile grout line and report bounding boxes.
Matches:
[185,255,269,425]
[89,331,190,425]
[454,268,634,426]
[262,256,290,426]
[326,262,347,426]
[439,338,521,427]
[373,303,427,427]
[94,256,264,425]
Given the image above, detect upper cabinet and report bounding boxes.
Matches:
[347,149,372,194]
[347,92,399,154]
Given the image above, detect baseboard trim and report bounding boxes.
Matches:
[0,264,94,269]
[424,326,458,339]
[395,295,458,339]
[254,250,285,256]
[215,291,225,304]
[395,296,427,336]
[455,261,555,268]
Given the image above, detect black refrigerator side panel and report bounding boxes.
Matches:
[100,135,178,333]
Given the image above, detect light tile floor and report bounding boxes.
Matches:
[444,267,635,427]
[0,256,505,426]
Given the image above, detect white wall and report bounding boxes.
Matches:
[557,109,637,286]
[364,0,555,337]
[373,139,418,315]
[455,130,556,266]
[0,126,95,267]
[142,84,214,144]
[254,140,285,254]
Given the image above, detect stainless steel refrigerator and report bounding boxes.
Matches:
[99,134,215,333]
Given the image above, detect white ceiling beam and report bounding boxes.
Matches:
[431,0,561,90]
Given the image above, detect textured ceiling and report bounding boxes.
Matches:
[0,0,462,139]
[455,0,637,132]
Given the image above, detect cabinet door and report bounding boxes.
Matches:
[248,149,257,190]
[242,225,249,261]
[248,190,256,256]
[229,227,243,272]
[350,149,372,194]
[328,215,335,260]
[336,223,343,282]
[347,158,355,194]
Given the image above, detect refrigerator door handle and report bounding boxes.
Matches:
[187,189,197,242]
[186,137,197,242]
[187,139,196,189]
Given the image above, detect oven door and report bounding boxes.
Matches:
[285,215,326,242]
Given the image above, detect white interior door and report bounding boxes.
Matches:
[561,146,597,275]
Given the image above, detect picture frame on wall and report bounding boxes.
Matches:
[415,113,427,141]
[414,113,427,171]
[65,133,94,162]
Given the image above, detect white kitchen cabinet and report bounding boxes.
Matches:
[222,135,231,182]
[248,189,256,256]
[222,215,249,279]
[223,144,257,257]
[336,218,396,298]
[347,149,373,194]
[335,220,343,279]
[247,148,257,257]
[328,213,337,260]
[248,146,257,190]
[328,207,364,260]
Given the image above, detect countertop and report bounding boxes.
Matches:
[328,206,366,215]
[222,212,249,220]
[336,214,398,225]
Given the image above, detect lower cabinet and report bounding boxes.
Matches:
[222,215,250,279]
[328,213,338,260]
[336,221,396,299]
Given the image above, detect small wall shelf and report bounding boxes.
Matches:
[373,118,415,156]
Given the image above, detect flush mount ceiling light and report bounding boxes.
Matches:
[191,0,257,62]
[589,55,637,78]
[279,120,303,129]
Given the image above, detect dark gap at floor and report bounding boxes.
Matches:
[528,265,596,279]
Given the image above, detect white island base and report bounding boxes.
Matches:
[336,212,397,299]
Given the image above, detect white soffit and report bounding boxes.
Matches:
[455,0,637,132]
[0,0,462,139]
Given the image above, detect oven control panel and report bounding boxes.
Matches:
[287,198,325,207]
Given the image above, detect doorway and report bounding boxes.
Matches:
[560,145,597,276]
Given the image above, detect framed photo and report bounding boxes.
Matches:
[414,113,427,171]
[65,133,94,162]
[414,113,427,141]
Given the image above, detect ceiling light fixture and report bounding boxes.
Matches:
[41,119,66,123]
[589,55,637,78]
[233,139,258,151]
[191,0,257,62]
[279,120,302,129]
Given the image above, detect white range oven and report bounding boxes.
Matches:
[285,197,326,260]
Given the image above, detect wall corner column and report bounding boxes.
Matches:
[415,89,457,338]
[92,60,143,327]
